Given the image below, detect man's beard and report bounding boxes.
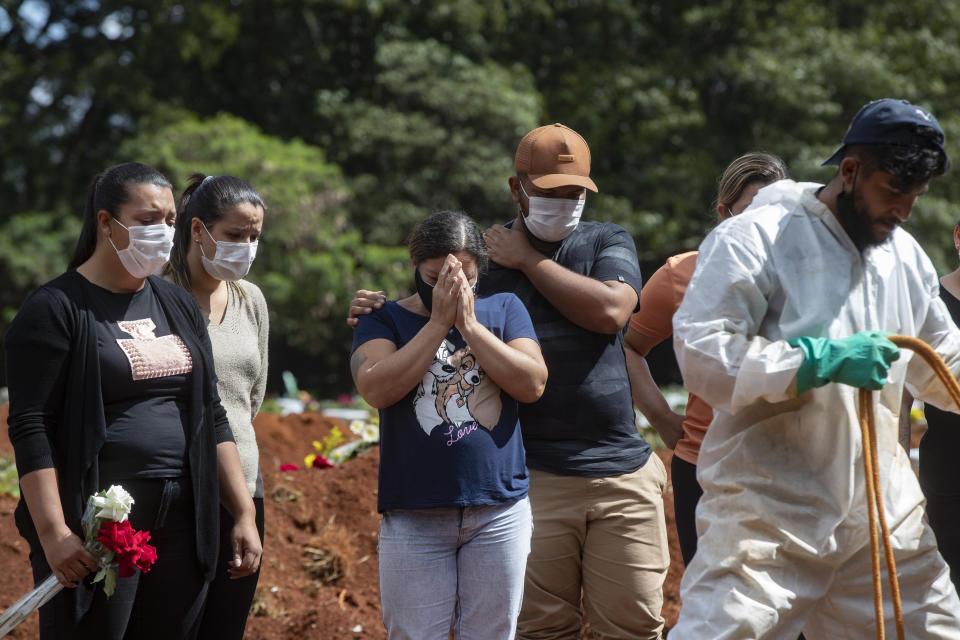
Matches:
[836,186,896,252]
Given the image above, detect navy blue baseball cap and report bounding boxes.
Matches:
[822,98,949,168]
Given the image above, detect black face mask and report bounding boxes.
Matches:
[414,268,434,311]
[414,267,480,312]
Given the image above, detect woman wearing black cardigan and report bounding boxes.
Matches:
[5,162,261,639]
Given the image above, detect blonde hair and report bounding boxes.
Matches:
[713,152,788,213]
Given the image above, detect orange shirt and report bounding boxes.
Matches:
[629,251,712,465]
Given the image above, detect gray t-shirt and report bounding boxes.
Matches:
[207,279,269,497]
[478,220,649,477]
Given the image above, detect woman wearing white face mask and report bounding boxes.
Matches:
[164,173,268,640]
[5,162,261,639]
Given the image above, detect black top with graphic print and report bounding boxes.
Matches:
[479,220,649,478]
[84,277,194,480]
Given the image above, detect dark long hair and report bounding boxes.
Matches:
[406,210,488,272]
[166,173,266,293]
[67,162,173,270]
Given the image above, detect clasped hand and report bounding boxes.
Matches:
[431,254,476,333]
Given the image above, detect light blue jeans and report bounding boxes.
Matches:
[378,497,532,640]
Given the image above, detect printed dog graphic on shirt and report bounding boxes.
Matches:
[436,352,481,427]
[413,341,502,436]
[413,341,458,432]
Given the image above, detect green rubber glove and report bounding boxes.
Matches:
[788,331,900,395]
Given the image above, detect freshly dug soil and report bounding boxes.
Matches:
[0,407,684,638]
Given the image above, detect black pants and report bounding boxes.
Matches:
[196,497,265,639]
[919,419,960,593]
[34,476,207,640]
[671,455,703,567]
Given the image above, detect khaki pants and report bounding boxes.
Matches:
[517,456,669,639]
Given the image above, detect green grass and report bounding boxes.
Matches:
[259,396,283,415]
[0,455,19,498]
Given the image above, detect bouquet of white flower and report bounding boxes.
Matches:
[0,485,157,636]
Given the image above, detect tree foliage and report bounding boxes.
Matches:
[4,0,960,391]
[0,211,80,325]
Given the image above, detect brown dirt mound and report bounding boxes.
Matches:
[0,406,684,638]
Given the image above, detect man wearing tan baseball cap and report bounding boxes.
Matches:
[483,123,669,639]
[514,123,599,192]
[346,123,668,639]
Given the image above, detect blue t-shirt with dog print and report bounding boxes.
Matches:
[352,293,537,512]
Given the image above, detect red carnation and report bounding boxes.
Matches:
[131,529,157,573]
[97,520,158,577]
[116,552,137,578]
[311,455,334,469]
[135,541,158,573]
[98,520,135,554]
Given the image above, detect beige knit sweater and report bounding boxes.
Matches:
[207,279,269,498]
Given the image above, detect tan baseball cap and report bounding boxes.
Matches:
[514,123,598,192]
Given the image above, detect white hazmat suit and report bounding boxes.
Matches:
[671,179,960,639]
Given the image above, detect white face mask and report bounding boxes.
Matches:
[200,224,258,282]
[519,181,585,242]
[109,219,175,279]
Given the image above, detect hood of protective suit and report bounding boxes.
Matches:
[745,177,815,212]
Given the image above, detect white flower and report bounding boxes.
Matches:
[91,485,134,522]
[349,420,365,436]
[329,439,367,464]
[360,423,380,443]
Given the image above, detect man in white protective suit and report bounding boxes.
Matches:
[670,98,960,639]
